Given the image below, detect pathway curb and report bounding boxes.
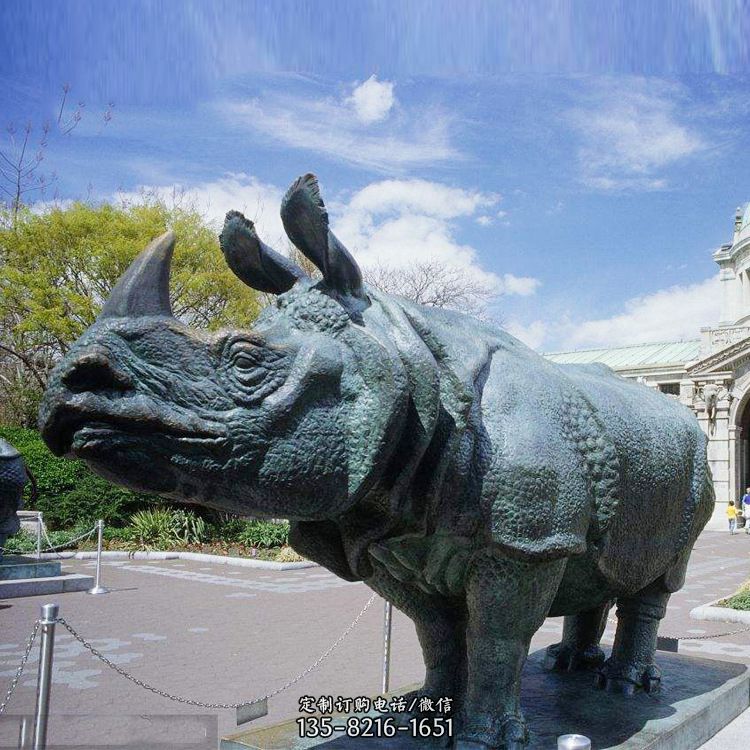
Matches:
[37,549,318,570]
[691,595,750,625]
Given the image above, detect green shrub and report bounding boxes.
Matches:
[129,509,174,546]
[2,527,92,555]
[207,517,248,542]
[722,581,750,611]
[129,508,207,548]
[237,520,289,549]
[169,509,207,545]
[0,426,161,529]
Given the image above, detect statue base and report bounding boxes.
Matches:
[0,555,93,598]
[0,554,62,580]
[220,648,750,749]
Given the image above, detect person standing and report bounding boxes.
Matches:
[728,500,738,535]
[743,487,750,534]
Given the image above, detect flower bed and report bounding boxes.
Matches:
[718,581,750,611]
[3,512,305,563]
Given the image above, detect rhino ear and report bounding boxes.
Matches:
[281,174,366,302]
[219,211,307,295]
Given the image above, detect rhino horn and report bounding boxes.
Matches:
[99,231,175,319]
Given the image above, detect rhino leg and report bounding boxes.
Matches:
[544,601,613,672]
[595,579,670,695]
[366,564,468,708]
[456,551,566,750]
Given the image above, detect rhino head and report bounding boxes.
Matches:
[38,175,412,520]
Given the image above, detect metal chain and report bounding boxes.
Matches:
[606,615,750,641]
[54,593,378,710]
[41,524,97,558]
[0,524,97,558]
[669,625,750,641]
[0,620,40,716]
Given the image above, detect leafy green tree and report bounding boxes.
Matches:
[0,198,262,425]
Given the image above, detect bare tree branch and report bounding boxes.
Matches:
[363,261,497,319]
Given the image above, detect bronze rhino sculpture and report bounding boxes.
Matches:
[39,174,713,749]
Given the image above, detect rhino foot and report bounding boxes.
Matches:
[378,688,453,747]
[544,641,605,672]
[456,712,527,749]
[594,658,661,695]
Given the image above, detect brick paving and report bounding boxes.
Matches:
[0,529,749,748]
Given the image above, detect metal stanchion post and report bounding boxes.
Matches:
[381,600,393,694]
[88,520,108,595]
[32,603,58,750]
[18,716,31,749]
[35,514,43,561]
[558,734,591,750]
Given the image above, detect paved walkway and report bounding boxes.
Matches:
[1,529,749,748]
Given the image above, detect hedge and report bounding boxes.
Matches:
[0,426,161,529]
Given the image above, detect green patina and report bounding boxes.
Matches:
[38,174,714,749]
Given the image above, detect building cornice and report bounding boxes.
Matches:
[687,335,750,375]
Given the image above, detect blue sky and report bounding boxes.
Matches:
[1,1,749,351]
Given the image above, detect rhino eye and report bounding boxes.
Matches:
[223,339,287,405]
[234,353,256,370]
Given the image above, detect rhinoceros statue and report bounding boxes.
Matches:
[0,438,31,561]
[39,174,713,749]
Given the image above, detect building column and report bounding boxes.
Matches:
[718,266,737,326]
[729,424,738,505]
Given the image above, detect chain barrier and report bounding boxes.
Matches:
[54,593,378,709]
[0,523,97,558]
[0,620,40,716]
[41,524,98,558]
[606,615,750,641]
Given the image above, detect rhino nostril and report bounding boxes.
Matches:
[62,355,133,394]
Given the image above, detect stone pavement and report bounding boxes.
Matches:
[0,529,749,748]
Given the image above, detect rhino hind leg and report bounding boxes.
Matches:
[594,579,670,695]
[544,600,613,672]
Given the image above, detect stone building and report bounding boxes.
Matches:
[547,203,750,508]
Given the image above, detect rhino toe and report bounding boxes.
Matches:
[545,641,606,672]
[595,658,661,695]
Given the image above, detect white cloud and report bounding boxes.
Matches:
[505,320,548,350]
[500,275,540,297]
[332,178,535,298]
[509,275,721,353]
[221,86,458,172]
[569,79,704,191]
[348,75,395,124]
[115,173,287,245]
[476,215,493,226]
[560,275,720,349]
[504,276,721,351]
[112,173,537,305]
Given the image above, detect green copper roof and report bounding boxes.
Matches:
[544,340,701,369]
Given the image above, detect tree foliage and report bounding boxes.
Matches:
[0,199,262,425]
[0,426,161,529]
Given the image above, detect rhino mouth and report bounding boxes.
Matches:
[43,402,228,458]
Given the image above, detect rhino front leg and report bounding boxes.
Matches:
[366,563,467,707]
[595,579,669,695]
[544,600,613,672]
[457,551,566,750]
